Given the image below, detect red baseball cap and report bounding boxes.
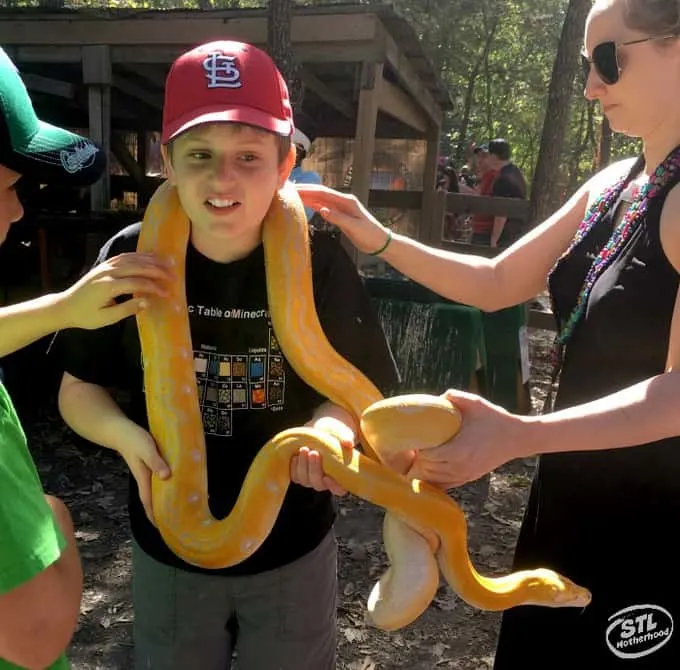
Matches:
[161,40,294,144]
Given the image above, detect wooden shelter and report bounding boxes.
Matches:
[0,3,453,244]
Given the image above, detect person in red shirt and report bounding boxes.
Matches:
[469,145,499,245]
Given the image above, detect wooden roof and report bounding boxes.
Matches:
[0,3,452,139]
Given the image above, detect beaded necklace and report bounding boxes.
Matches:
[545,146,680,409]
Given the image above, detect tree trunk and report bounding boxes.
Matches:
[528,0,592,225]
[267,0,304,114]
[454,15,498,163]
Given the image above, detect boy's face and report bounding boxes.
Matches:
[0,164,23,244]
[164,123,294,248]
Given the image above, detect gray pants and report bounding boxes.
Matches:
[132,530,338,670]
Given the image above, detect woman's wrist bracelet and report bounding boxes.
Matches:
[367,229,393,256]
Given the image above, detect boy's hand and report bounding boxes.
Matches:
[116,424,171,525]
[296,184,392,256]
[58,252,173,330]
[290,416,355,496]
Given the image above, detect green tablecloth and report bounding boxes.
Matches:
[365,276,485,395]
[364,276,528,411]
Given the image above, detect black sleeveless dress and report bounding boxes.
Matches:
[493,157,680,667]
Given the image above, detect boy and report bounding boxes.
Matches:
[289,112,322,222]
[56,41,399,670]
[0,46,170,670]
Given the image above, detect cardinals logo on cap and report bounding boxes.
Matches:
[203,52,242,89]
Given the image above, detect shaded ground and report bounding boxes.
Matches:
[21,328,555,669]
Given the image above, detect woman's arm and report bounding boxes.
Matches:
[522,181,680,456]
[297,160,633,312]
[408,180,680,487]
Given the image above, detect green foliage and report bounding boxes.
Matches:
[5,0,636,196]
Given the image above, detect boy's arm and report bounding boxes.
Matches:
[58,373,142,452]
[0,252,170,359]
[308,401,358,439]
[58,373,170,524]
[0,496,82,670]
[294,401,357,496]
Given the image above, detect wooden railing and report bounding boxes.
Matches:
[14,185,557,330]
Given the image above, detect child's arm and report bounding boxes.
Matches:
[290,401,357,496]
[0,252,170,359]
[308,401,358,440]
[0,495,82,670]
[58,373,169,524]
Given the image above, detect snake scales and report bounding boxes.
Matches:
[135,179,591,630]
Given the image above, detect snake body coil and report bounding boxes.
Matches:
[135,180,591,630]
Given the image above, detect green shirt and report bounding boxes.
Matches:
[0,382,69,670]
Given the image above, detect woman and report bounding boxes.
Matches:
[295,0,680,666]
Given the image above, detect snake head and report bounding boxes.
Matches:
[522,568,592,608]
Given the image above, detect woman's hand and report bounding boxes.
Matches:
[296,184,392,256]
[408,389,534,488]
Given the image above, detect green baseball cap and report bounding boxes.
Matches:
[0,46,106,185]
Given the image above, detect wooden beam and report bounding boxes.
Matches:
[8,42,382,67]
[376,23,442,127]
[124,64,168,86]
[377,77,427,133]
[446,193,530,219]
[350,61,382,267]
[0,13,377,46]
[365,189,421,210]
[83,45,111,86]
[109,42,381,65]
[425,184,447,247]
[136,129,150,207]
[110,133,146,188]
[22,73,75,99]
[83,46,111,212]
[300,66,354,120]
[112,73,163,111]
[351,62,382,205]
[7,45,81,63]
[420,122,440,243]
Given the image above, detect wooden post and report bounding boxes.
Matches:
[136,129,148,208]
[420,121,441,245]
[83,45,111,212]
[349,61,382,266]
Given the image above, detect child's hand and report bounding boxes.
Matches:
[296,184,392,256]
[290,417,355,496]
[116,424,171,525]
[58,252,173,330]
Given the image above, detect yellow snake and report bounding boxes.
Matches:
[135,179,591,631]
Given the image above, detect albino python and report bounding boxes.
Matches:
[135,179,591,631]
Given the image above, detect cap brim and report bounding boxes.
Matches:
[5,120,106,187]
[163,104,292,144]
[292,129,311,153]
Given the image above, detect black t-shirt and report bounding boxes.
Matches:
[491,163,526,200]
[56,223,400,576]
[491,163,527,245]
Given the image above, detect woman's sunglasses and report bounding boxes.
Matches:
[581,34,677,85]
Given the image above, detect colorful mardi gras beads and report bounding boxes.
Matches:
[549,148,680,354]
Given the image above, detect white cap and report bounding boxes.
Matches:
[293,128,312,153]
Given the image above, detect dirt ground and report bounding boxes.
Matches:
[21,328,555,670]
